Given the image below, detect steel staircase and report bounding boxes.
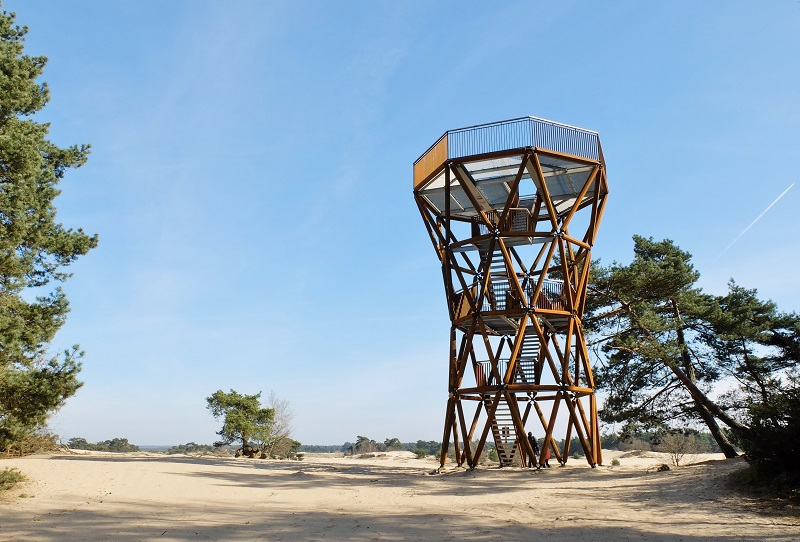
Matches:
[485,396,519,467]
[488,250,507,279]
[516,330,539,385]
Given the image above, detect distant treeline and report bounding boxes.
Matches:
[298,444,345,453]
[68,431,723,457]
[167,442,222,455]
[67,437,140,453]
[300,439,442,455]
[600,430,721,454]
[299,430,723,457]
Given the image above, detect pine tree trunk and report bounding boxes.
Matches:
[694,403,738,458]
[671,301,753,443]
[672,315,738,456]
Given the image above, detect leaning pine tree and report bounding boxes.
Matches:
[586,236,799,462]
[0,7,97,451]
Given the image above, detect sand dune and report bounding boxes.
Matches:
[1,450,798,541]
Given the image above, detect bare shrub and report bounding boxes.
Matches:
[655,432,701,466]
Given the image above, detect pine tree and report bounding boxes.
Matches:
[0,6,97,451]
[586,236,741,456]
[206,390,274,456]
[586,236,799,461]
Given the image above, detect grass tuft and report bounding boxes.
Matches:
[0,468,26,491]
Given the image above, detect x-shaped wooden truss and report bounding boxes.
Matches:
[414,147,608,468]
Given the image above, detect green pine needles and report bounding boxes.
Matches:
[0,6,98,452]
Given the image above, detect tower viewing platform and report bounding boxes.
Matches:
[414,116,602,191]
[413,116,608,469]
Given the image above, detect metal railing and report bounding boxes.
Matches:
[413,117,600,189]
[475,359,533,386]
[471,208,534,236]
[536,279,566,311]
[455,278,566,314]
[447,117,600,161]
[476,359,509,386]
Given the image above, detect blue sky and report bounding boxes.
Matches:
[8,0,799,445]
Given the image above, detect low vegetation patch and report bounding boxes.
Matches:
[2,433,59,457]
[0,468,26,491]
[730,465,800,505]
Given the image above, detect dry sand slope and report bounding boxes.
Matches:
[1,450,798,541]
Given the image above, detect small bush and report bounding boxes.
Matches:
[731,465,800,503]
[734,384,800,501]
[414,448,427,459]
[488,448,499,462]
[0,468,26,491]
[738,383,800,491]
[611,458,620,466]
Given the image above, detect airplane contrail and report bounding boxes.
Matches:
[716,182,794,260]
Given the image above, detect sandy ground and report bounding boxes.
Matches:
[1,449,798,541]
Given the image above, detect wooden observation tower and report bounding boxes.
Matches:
[413,117,608,468]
